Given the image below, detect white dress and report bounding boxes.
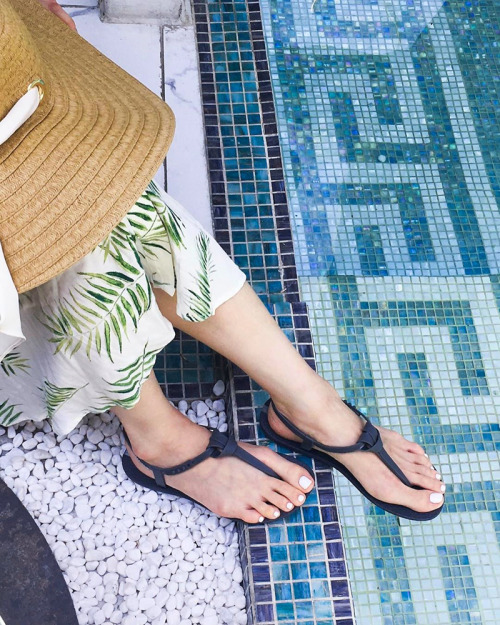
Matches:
[0,178,247,436]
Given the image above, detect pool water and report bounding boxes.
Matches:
[260,1,499,623]
[193,1,500,623]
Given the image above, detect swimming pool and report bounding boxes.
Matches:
[193,0,500,622]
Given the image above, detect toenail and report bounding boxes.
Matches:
[299,476,312,489]
[436,473,441,480]
[441,484,446,492]
[286,502,294,510]
[258,516,264,523]
[430,492,443,504]
[273,510,280,518]
[297,494,305,503]
[424,453,429,458]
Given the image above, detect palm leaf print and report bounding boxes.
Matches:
[0,399,23,426]
[92,345,159,410]
[39,380,88,420]
[139,180,187,250]
[39,268,152,362]
[125,205,172,261]
[185,232,216,322]
[98,222,137,267]
[1,352,30,376]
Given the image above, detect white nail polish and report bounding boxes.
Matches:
[273,510,280,518]
[286,502,294,510]
[424,453,429,458]
[299,476,312,489]
[436,473,441,480]
[430,492,443,504]
[297,494,305,503]
[441,484,446,492]
[258,516,264,523]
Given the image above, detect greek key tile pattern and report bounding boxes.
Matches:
[259,1,500,624]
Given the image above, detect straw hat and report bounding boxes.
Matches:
[0,0,175,293]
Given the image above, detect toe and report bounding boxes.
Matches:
[401,486,445,513]
[268,478,308,507]
[241,509,266,524]
[255,500,282,521]
[265,488,295,513]
[402,458,441,481]
[404,452,434,470]
[406,440,427,455]
[246,444,314,493]
[406,469,445,493]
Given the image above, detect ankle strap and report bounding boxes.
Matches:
[122,426,281,488]
[122,426,218,477]
[269,399,367,454]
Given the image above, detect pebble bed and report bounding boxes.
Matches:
[0,380,247,625]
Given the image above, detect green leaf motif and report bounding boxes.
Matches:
[126,205,172,261]
[98,222,133,266]
[1,352,30,376]
[39,269,152,363]
[91,345,159,411]
[143,180,187,250]
[0,399,23,426]
[184,232,216,322]
[38,380,88,420]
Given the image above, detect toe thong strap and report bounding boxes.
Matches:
[357,420,412,487]
[208,429,281,480]
[268,398,412,488]
[122,426,281,487]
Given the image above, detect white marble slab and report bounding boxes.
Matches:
[68,7,165,186]
[61,0,98,7]
[162,26,213,233]
[65,9,212,229]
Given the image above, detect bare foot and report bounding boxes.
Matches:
[268,384,445,515]
[123,409,315,524]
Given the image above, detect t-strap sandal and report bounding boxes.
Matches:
[121,425,314,523]
[259,398,444,522]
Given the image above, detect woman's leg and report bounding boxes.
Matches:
[149,282,445,514]
[112,370,314,524]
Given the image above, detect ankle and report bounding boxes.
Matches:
[271,380,343,426]
[121,409,206,465]
[269,382,365,447]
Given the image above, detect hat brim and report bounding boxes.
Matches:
[0,0,175,293]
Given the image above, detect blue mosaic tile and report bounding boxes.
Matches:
[258,0,500,624]
[262,0,499,278]
[438,545,482,624]
[194,0,500,623]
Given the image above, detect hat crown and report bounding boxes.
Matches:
[0,0,46,121]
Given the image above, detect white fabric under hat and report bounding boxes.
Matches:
[0,85,41,361]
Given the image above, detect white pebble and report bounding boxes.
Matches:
[212,399,225,412]
[196,402,209,417]
[1,408,246,624]
[75,504,92,520]
[213,380,225,396]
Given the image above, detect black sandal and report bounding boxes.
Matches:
[259,398,444,521]
[121,425,314,523]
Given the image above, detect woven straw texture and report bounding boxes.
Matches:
[0,0,175,293]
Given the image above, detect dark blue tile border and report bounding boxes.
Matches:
[192,0,355,623]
